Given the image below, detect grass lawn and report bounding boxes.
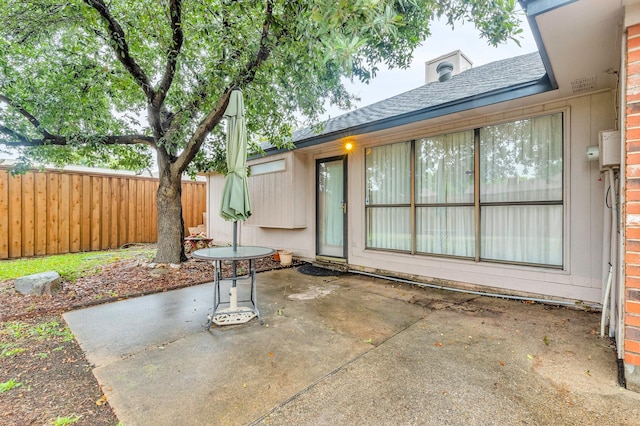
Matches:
[0,246,156,282]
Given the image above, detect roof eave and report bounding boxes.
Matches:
[520,0,578,16]
[518,0,577,89]
[263,75,553,155]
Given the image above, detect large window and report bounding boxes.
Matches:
[366,142,411,250]
[415,130,475,257]
[365,112,563,267]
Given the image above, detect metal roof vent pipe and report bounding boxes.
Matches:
[436,61,454,82]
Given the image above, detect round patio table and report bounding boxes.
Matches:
[192,246,275,327]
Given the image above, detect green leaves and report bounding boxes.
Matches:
[0,378,22,393]
[0,0,522,174]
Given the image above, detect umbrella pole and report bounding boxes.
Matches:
[232,220,238,285]
[230,220,238,309]
[233,220,238,252]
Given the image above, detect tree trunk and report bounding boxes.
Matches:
[154,165,187,264]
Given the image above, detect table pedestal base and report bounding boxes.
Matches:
[211,310,257,325]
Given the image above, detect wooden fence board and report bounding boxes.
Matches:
[21,172,35,257]
[118,178,128,246]
[46,174,59,255]
[110,178,120,248]
[196,183,205,227]
[0,166,206,259]
[58,174,71,254]
[90,177,101,251]
[8,174,22,258]
[135,180,145,242]
[81,175,91,251]
[70,175,81,252]
[127,179,137,244]
[0,172,9,258]
[0,171,9,258]
[34,173,47,256]
[100,177,111,250]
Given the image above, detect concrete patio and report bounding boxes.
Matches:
[63,266,640,425]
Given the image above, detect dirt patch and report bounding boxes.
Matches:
[1,316,116,425]
[0,246,302,425]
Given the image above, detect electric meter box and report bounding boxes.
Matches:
[598,130,621,170]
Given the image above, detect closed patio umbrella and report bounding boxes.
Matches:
[220,89,251,223]
[218,89,252,320]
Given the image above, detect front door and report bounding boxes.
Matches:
[317,157,347,258]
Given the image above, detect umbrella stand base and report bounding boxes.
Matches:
[212,308,257,325]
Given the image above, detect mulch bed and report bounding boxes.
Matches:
[0,247,303,425]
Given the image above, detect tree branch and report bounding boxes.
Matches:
[0,126,155,147]
[154,0,183,108]
[237,0,276,88]
[1,93,156,148]
[0,94,53,139]
[84,0,155,100]
[172,0,276,175]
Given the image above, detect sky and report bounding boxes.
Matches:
[321,13,539,120]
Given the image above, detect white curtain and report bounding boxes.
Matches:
[481,205,563,265]
[416,207,474,256]
[367,207,411,250]
[366,142,411,250]
[415,131,474,256]
[415,131,474,204]
[480,113,563,265]
[480,114,562,203]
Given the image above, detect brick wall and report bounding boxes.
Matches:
[626,23,640,391]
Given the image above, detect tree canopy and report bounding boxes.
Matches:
[0,0,522,170]
[0,0,523,263]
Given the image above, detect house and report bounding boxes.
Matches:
[206,0,640,391]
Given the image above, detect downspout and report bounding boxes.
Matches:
[618,30,627,364]
[609,167,620,339]
[601,170,612,336]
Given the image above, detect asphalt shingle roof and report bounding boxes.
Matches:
[291,52,546,144]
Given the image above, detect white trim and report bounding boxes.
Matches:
[563,106,572,274]
[249,159,286,175]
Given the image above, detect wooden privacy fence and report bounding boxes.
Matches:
[0,166,206,259]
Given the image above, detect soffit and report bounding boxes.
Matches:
[531,0,623,98]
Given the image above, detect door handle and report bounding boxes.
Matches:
[342,202,347,214]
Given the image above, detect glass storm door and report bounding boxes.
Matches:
[317,157,347,258]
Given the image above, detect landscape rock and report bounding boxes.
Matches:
[14,271,62,296]
[149,268,170,277]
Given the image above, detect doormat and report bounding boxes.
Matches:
[297,264,346,276]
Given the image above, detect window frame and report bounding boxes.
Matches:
[364,111,565,269]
